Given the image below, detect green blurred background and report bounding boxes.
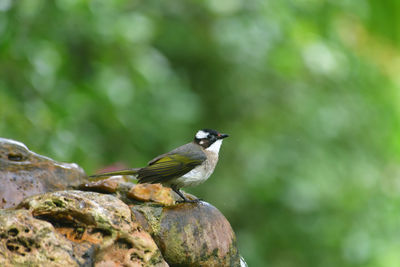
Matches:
[1,0,400,266]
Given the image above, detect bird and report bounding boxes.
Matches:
[89,129,229,202]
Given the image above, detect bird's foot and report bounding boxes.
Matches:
[172,188,201,203]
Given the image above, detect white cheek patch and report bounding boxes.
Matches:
[196,130,209,139]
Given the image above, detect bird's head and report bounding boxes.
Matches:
[194,129,229,152]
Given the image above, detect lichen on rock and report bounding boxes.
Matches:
[132,201,241,266]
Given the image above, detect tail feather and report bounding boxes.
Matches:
[89,168,139,178]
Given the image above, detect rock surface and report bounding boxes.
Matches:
[132,202,240,266]
[18,190,167,267]
[128,184,175,206]
[0,138,87,209]
[81,176,198,206]
[0,138,244,266]
[0,209,78,266]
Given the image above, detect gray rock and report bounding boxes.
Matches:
[132,201,241,266]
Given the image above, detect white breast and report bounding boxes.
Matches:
[168,142,222,188]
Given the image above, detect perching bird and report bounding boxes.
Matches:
[89,129,229,202]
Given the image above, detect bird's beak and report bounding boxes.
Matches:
[218,133,229,139]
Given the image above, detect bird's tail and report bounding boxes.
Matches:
[89,168,139,179]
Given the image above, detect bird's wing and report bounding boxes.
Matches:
[138,143,206,184]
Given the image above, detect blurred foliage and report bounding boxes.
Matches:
[1,0,400,266]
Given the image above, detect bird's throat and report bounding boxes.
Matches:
[206,139,223,154]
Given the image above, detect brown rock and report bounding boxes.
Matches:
[132,201,240,266]
[19,190,133,234]
[95,232,168,267]
[0,209,79,266]
[79,175,196,206]
[79,176,127,194]
[18,190,168,266]
[128,184,175,206]
[0,138,87,208]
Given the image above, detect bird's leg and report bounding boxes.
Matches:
[172,187,199,203]
[173,187,190,202]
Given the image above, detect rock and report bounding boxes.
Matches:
[0,138,87,209]
[81,177,193,206]
[79,176,126,194]
[128,184,175,206]
[132,201,240,266]
[18,190,167,266]
[0,209,79,266]
[0,138,243,266]
[126,183,199,205]
[19,190,134,234]
[95,231,168,267]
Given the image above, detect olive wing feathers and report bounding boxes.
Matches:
[137,142,206,184]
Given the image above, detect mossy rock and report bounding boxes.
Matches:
[132,201,241,266]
